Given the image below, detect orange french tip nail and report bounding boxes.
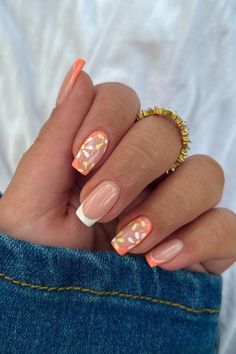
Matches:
[70,58,86,87]
[112,245,128,256]
[110,216,153,256]
[72,131,109,176]
[145,253,157,268]
[72,157,88,176]
[72,158,79,170]
[57,58,86,105]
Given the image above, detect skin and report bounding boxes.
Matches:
[0,68,235,275]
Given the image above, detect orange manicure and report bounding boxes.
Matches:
[111,216,153,255]
[57,58,85,105]
[145,239,184,268]
[72,130,109,175]
[67,58,86,88]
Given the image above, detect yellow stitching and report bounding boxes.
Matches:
[0,272,220,314]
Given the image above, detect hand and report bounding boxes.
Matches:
[0,59,235,274]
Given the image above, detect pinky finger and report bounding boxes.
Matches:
[145,207,236,274]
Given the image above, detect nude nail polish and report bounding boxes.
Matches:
[145,239,184,268]
[111,216,153,255]
[72,131,109,175]
[57,58,85,105]
[76,180,120,227]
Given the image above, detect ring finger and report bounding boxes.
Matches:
[110,154,224,255]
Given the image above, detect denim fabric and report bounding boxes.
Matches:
[0,228,222,354]
[0,188,222,354]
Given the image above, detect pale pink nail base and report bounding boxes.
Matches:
[146,239,184,268]
[76,181,120,227]
[72,131,109,175]
[111,216,153,255]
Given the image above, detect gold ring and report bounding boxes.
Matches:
[136,107,191,174]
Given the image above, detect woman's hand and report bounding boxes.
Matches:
[0,60,235,274]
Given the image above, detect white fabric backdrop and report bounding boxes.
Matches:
[0,1,235,352]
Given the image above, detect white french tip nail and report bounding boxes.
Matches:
[76,202,100,227]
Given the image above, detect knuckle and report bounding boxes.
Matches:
[113,82,140,105]
[209,208,236,248]
[96,94,122,117]
[188,154,225,203]
[208,212,226,249]
[124,138,153,171]
[96,81,139,98]
[215,207,236,227]
[95,82,140,111]
[161,185,192,226]
[191,154,225,186]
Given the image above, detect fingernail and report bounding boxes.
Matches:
[111,216,153,255]
[56,58,85,105]
[145,239,184,268]
[72,131,109,175]
[76,180,120,227]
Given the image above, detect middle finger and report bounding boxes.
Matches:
[76,115,182,226]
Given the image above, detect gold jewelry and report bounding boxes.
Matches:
[136,107,191,174]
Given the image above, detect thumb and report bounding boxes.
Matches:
[4,59,95,213]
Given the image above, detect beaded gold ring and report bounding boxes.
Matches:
[136,107,191,174]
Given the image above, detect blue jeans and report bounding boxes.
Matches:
[0,231,222,354]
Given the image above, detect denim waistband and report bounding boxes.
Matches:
[0,231,222,315]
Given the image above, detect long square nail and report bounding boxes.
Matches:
[111,216,153,255]
[72,130,109,175]
[145,239,183,268]
[76,180,120,226]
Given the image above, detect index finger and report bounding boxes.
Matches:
[71,82,140,176]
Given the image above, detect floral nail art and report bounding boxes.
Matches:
[72,130,109,175]
[111,216,153,255]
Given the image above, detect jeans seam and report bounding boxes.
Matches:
[0,271,220,315]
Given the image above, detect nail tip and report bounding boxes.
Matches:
[71,159,77,169]
[74,58,86,69]
[72,159,89,175]
[77,57,86,64]
[111,243,127,256]
[116,248,127,256]
[110,238,128,255]
[56,58,86,106]
[76,205,96,227]
[81,169,90,176]
[145,254,156,268]
[77,168,89,176]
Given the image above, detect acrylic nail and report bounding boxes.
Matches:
[145,239,184,268]
[72,130,109,175]
[111,216,153,255]
[76,180,120,227]
[57,58,85,105]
